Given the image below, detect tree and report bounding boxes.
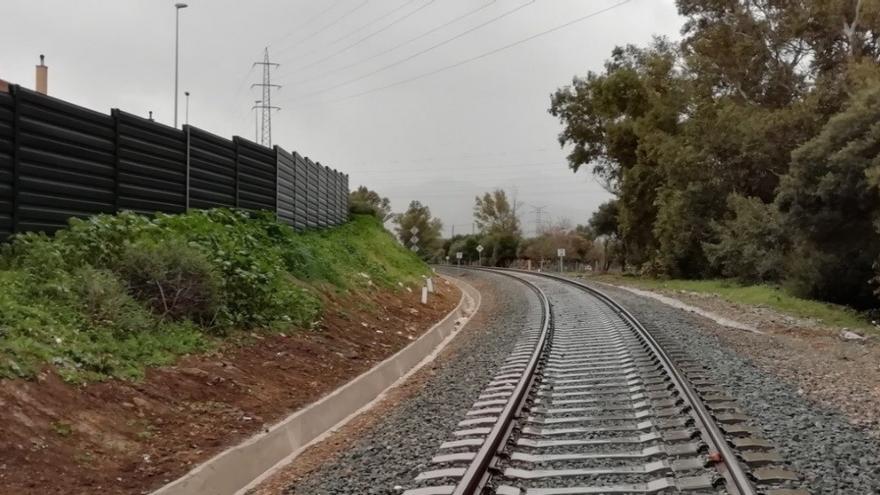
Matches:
[445,234,481,264]
[473,189,522,266]
[703,195,788,283]
[550,39,686,267]
[349,186,392,221]
[393,201,443,260]
[776,83,880,308]
[474,189,521,236]
[519,227,595,268]
[547,0,880,307]
[588,200,621,272]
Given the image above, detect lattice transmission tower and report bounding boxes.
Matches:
[251,47,281,146]
[530,204,548,235]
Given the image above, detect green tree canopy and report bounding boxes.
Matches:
[471,189,523,266]
[776,84,880,307]
[349,186,392,221]
[393,201,443,260]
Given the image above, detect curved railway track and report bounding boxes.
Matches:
[403,268,806,495]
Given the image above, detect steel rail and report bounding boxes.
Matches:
[450,268,552,495]
[479,267,758,495]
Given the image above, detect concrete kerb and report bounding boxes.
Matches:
[151,274,481,495]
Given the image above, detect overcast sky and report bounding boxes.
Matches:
[1,0,682,236]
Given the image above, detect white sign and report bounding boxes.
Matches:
[445,256,450,261]
[456,251,463,259]
[410,226,420,235]
[410,245,419,252]
[410,235,420,244]
[476,244,484,253]
[557,248,566,257]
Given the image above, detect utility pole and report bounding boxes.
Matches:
[251,48,281,147]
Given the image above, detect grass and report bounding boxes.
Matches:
[587,273,876,332]
[0,210,428,382]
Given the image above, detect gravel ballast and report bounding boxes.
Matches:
[587,280,880,494]
[280,269,540,494]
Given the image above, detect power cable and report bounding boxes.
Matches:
[275,0,537,103]
[282,0,437,76]
[289,0,634,106]
[282,0,498,87]
[321,0,420,47]
[267,0,346,50]
[349,159,566,175]
[270,0,370,55]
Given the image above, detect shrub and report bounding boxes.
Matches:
[74,266,147,330]
[116,242,221,324]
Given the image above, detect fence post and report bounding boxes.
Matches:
[111,108,121,213]
[233,137,240,208]
[9,85,21,234]
[274,146,279,216]
[185,125,191,211]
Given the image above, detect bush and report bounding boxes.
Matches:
[116,242,221,324]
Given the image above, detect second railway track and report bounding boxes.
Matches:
[403,268,807,495]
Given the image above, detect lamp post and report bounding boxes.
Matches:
[252,99,262,142]
[173,2,188,128]
[184,91,190,125]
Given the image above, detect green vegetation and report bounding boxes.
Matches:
[0,209,427,382]
[349,186,393,221]
[550,2,880,310]
[590,274,875,332]
[394,200,444,260]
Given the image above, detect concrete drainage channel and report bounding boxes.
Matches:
[151,275,480,495]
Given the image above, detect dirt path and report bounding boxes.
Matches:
[0,279,460,495]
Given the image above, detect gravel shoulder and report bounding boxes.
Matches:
[585,276,880,436]
[585,280,880,494]
[248,268,540,495]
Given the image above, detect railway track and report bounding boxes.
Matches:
[403,268,807,495]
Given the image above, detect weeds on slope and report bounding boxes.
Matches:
[0,210,427,381]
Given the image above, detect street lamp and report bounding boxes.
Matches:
[184,91,190,125]
[252,99,262,142]
[173,2,188,128]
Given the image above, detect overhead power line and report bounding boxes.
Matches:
[267,0,346,49]
[270,0,370,55]
[319,0,420,49]
[284,0,498,88]
[276,0,537,104]
[281,0,437,76]
[351,159,566,175]
[289,0,634,106]
[274,0,421,69]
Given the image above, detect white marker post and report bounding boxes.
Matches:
[557,248,566,273]
[421,285,428,304]
[427,277,434,293]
